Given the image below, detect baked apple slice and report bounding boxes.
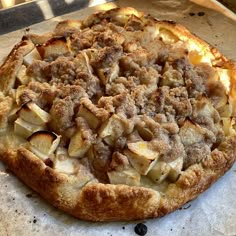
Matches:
[17,102,51,125]
[53,147,77,174]
[14,118,45,138]
[68,130,91,158]
[125,141,159,175]
[28,131,60,161]
[147,161,171,183]
[37,38,70,59]
[16,65,29,85]
[179,120,206,146]
[99,114,126,145]
[77,105,100,129]
[23,48,41,66]
[108,166,141,186]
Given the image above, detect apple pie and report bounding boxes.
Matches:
[0,7,236,221]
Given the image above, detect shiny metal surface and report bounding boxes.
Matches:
[0,0,113,35]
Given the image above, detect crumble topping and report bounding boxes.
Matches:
[0,9,234,191]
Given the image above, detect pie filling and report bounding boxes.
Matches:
[0,8,235,192]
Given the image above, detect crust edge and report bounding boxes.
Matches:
[1,136,235,221]
[0,7,236,222]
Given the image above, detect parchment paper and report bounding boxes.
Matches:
[0,1,236,235]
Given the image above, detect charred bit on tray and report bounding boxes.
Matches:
[134,223,148,236]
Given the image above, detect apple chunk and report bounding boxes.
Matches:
[23,47,41,65]
[54,158,77,174]
[28,131,60,161]
[221,118,236,136]
[17,102,51,125]
[179,120,205,146]
[16,65,29,85]
[167,156,183,182]
[147,156,183,184]
[217,104,232,118]
[54,148,77,174]
[68,131,91,158]
[147,161,171,184]
[37,38,70,59]
[125,141,159,175]
[108,167,140,186]
[77,105,100,129]
[77,98,109,130]
[14,118,45,139]
[98,114,127,145]
[194,97,220,122]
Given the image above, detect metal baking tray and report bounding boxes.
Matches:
[0,0,113,35]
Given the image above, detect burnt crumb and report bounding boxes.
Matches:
[179,203,191,210]
[189,12,195,16]
[183,204,191,210]
[5,185,7,188]
[12,198,15,201]
[15,209,18,213]
[28,216,37,224]
[163,20,176,25]
[134,223,148,236]
[21,35,29,41]
[198,12,205,16]
[44,158,54,168]
[26,192,37,198]
[170,228,173,231]
[26,193,33,198]
[122,226,125,230]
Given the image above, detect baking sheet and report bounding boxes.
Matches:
[0,1,236,235]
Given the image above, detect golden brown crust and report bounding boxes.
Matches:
[1,136,235,221]
[0,37,34,94]
[0,7,236,222]
[0,95,13,129]
[150,18,228,66]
